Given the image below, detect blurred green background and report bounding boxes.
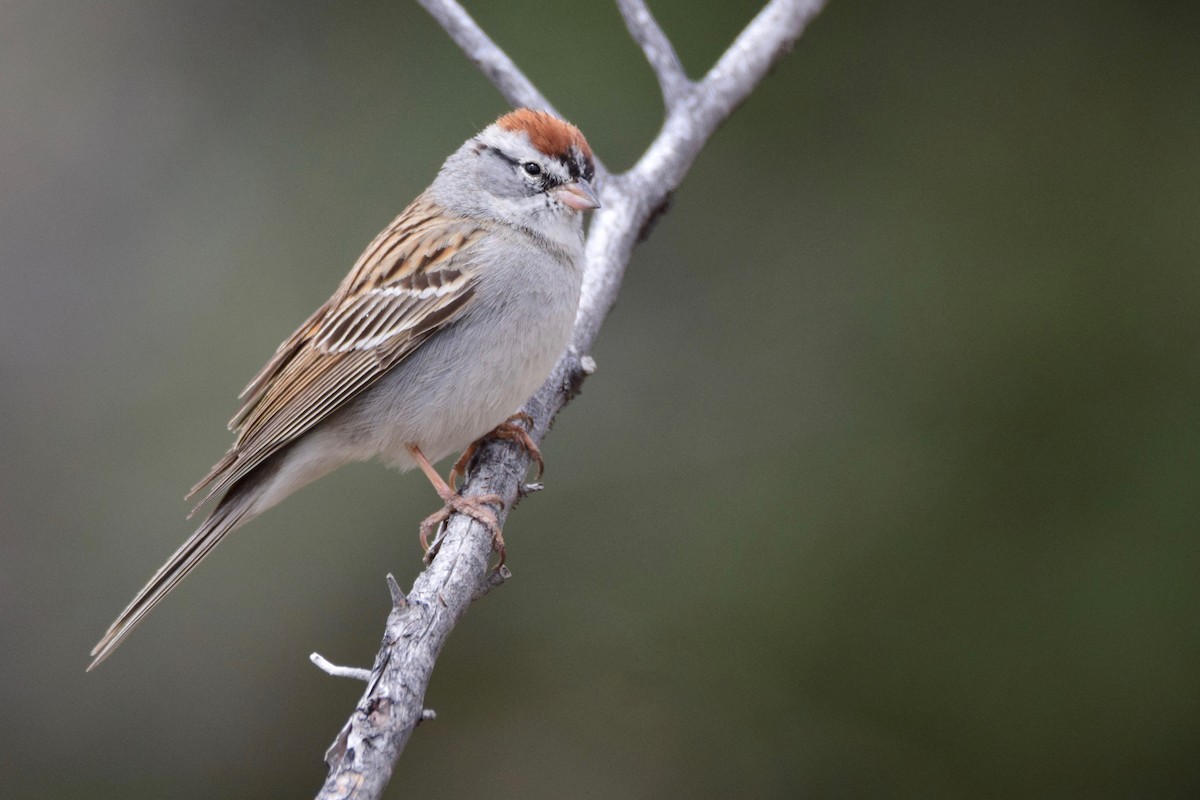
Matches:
[3,0,1199,797]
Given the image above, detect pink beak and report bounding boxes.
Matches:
[554,178,601,211]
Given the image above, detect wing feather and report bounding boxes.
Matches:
[188,196,486,508]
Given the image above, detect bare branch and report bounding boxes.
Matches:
[616,0,692,111]
[416,0,556,115]
[314,515,509,800]
[700,0,826,121]
[314,1,828,797]
[627,0,828,201]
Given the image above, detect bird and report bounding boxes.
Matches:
[88,109,599,670]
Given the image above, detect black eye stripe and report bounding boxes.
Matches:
[484,145,520,168]
[481,143,592,187]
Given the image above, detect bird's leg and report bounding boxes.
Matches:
[447,440,481,493]
[408,444,505,565]
[448,412,544,491]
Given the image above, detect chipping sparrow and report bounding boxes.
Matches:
[88,109,599,669]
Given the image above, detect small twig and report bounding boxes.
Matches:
[471,565,512,601]
[519,481,544,497]
[616,0,692,111]
[310,652,372,682]
[386,573,407,609]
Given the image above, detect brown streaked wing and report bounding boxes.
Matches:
[229,198,454,426]
[187,196,486,508]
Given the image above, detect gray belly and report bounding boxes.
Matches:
[327,288,576,468]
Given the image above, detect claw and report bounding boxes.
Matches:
[448,413,543,490]
[448,441,479,493]
[419,492,505,565]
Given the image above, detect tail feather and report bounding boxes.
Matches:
[88,436,350,670]
[87,482,261,671]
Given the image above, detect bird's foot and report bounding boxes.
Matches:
[448,412,543,491]
[420,492,506,566]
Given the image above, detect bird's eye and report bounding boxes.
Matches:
[522,162,542,177]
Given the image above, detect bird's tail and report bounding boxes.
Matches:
[87,468,271,671]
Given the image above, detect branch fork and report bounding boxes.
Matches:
[314,1,828,797]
